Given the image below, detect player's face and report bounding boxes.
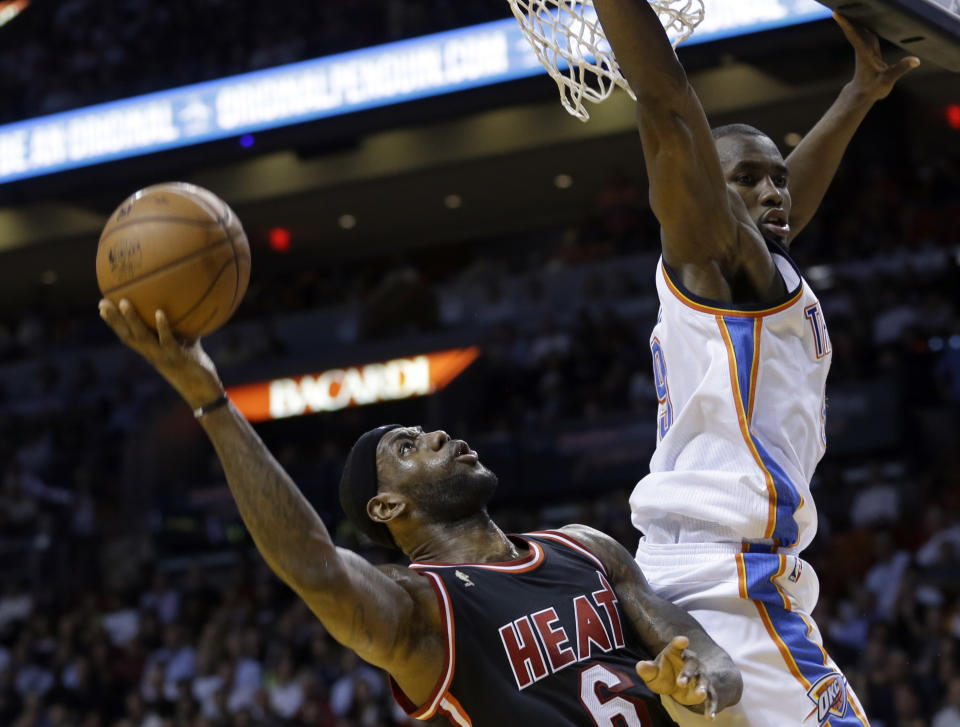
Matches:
[716,133,792,243]
[376,426,498,522]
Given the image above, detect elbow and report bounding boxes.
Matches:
[724,667,745,711]
[634,88,699,140]
[711,650,744,708]
[733,669,744,703]
[632,69,690,107]
[725,662,744,703]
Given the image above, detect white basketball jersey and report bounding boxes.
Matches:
[630,245,831,551]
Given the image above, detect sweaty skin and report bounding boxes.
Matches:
[98,299,742,720]
[590,1,917,304]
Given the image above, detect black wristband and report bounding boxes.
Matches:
[192,393,229,419]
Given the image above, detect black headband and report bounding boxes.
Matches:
[338,424,402,549]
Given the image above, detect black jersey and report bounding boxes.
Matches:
[390,530,676,726]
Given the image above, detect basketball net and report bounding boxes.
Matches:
[507,0,705,121]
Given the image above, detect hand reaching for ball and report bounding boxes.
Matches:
[96,183,251,341]
[99,298,225,410]
[96,184,248,412]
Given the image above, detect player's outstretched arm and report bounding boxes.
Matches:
[591,0,739,270]
[98,299,444,700]
[784,13,918,244]
[561,524,742,720]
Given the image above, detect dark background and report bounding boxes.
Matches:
[0,2,958,726]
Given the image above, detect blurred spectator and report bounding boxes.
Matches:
[265,650,304,720]
[0,92,957,726]
[0,0,512,123]
[864,529,911,621]
[933,678,960,727]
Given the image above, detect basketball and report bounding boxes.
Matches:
[96,182,251,340]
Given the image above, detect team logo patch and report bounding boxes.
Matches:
[788,558,803,583]
[805,673,847,724]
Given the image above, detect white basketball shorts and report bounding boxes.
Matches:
[635,540,870,727]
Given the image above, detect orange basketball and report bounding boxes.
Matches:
[96,182,251,340]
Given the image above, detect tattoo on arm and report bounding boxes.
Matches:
[199,403,335,588]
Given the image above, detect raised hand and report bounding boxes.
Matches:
[834,12,920,100]
[637,635,739,721]
[98,298,224,409]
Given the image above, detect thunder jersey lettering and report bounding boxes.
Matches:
[390,532,674,727]
[630,242,831,550]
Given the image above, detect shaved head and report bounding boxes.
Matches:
[711,123,768,142]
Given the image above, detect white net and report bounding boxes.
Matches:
[508,0,705,121]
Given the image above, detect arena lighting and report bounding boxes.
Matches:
[267,226,291,252]
[947,103,960,129]
[0,0,830,185]
[0,0,29,29]
[784,131,804,147]
[226,347,481,421]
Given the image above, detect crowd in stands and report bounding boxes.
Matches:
[1,145,958,725]
[0,0,511,123]
[1,456,959,727]
[1,6,959,716]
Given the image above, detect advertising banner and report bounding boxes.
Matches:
[227,347,481,421]
[0,1,830,184]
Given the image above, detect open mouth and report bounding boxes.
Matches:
[452,440,478,464]
[760,211,790,240]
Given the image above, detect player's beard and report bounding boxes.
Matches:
[411,466,499,524]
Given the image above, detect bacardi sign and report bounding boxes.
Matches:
[227,347,480,422]
[0,1,30,29]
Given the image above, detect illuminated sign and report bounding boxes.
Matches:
[0,0,29,28]
[227,347,481,422]
[0,0,829,185]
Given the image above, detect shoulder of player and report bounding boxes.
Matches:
[662,188,771,271]
[724,187,776,262]
[667,190,785,301]
[556,524,635,578]
[377,562,436,591]
[556,526,655,601]
[376,563,443,622]
[376,563,446,662]
[373,563,447,704]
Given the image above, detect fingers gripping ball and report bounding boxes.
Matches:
[96,183,251,340]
